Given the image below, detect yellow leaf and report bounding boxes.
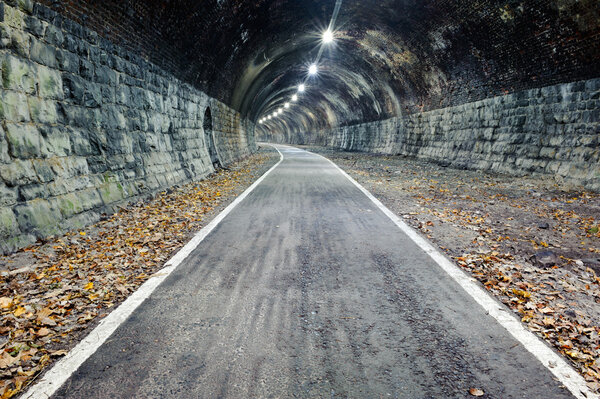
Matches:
[512,289,531,299]
[13,307,26,317]
[79,231,86,236]
[84,282,94,290]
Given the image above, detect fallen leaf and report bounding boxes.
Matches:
[469,388,484,396]
[48,350,68,357]
[13,307,26,317]
[37,327,51,337]
[0,298,13,309]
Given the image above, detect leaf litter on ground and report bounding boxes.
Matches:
[0,146,279,398]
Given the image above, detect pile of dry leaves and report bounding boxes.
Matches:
[0,148,278,398]
[307,147,600,393]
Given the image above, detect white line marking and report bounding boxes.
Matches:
[309,147,596,399]
[22,147,284,399]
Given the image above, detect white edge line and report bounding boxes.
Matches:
[309,148,596,399]
[22,146,284,399]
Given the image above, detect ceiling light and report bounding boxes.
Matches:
[308,64,318,75]
[323,29,334,44]
[284,102,290,108]
[298,84,305,92]
[292,94,298,101]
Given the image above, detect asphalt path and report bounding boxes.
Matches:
[53,145,573,398]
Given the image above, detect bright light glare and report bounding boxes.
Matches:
[298,84,305,92]
[284,102,290,108]
[323,29,334,43]
[308,64,318,75]
[292,94,298,101]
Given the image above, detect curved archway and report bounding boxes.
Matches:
[203,107,221,169]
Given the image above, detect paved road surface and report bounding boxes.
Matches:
[54,146,572,398]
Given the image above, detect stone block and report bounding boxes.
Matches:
[18,183,46,201]
[13,198,61,237]
[28,97,57,124]
[62,74,85,103]
[56,192,83,217]
[1,91,30,122]
[1,54,35,93]
[56,49,78,72]
[30,37,56,67]
[116,85,130,105]
[17,0,33,14]
[0,159,36,186]
[83,83,102,108]
[62,210,99,231]
[61,104,101,129]
[101,107,126,130]
[36,64,63,99]
[47,156,88,178]
[46,175,89,196]
[0,22,10,49]
[69,129,96,156]
[24,14,45,36]
[98,181,126,205]
[3,4,24,29]
[79,59,93,80]
[5,123,43,158]
[0,207,19,239]
[77,187,102,211]
[41,127,71,157]
[44,24,64,46]
[101,86,115,104]
[94,65,117,85]
[32,159,54,182]
[0,182,17,206]
[7,27,30,57]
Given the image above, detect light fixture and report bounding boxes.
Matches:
[292,94,298,101]
[308,64,318,75]
[298,84,305,92]
[323,29,334,44]
[284,102,290,108]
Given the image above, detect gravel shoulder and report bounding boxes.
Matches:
[0,145,279,398]
[303,145,600,393]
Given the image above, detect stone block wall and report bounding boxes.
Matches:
[278,78,600,192]
[0,1,254,253]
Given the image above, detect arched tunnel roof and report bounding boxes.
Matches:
[40,0,600,135]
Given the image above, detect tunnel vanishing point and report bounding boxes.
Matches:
[0,0,599,254]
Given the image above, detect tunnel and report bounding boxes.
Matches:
[0,0,598,251]
[0,0,600,398]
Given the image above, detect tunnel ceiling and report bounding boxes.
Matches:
[40,0,600,134]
